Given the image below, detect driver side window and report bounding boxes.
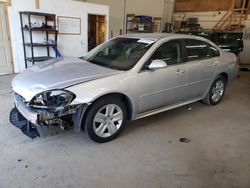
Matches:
[144,40,182,70]
[153,40,182,64]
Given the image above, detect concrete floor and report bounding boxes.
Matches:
[0,72,249,188]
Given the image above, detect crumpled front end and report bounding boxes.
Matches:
[10,92,89,138]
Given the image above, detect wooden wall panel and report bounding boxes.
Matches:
[175,0,195,12]
[175,0,233,12]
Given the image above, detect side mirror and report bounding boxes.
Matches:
[148,60,167,70]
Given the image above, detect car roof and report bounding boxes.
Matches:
[119,33,211,42]
[120,33,172,40]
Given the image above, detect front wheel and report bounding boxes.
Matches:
[83,96,127,143]
[203,76,227,105]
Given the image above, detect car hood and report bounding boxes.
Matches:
[12,57,122,101]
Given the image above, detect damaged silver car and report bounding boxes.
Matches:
[10,34,239,142]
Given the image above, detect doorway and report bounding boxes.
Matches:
[0,3,12,75]
[88,14,106,51]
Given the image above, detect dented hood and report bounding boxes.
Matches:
[12,57,122,101]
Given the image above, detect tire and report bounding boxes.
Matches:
[83,96,127,143]
[202,76,227,105]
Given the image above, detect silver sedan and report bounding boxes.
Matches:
[11,33,239,142]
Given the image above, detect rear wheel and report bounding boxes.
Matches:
[83,96,127,143]
[203,76,227,105]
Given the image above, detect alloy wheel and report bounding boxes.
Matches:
[93,104,123,138]
[211,80,225,103]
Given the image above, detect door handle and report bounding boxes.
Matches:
[176,69,185,75]
[210,62,217,68]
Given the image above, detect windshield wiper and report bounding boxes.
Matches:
[84,58,128,71]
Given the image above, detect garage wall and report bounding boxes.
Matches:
[8,0,175,73]
[175,0,233,12]
[126,0,165,17]
[86,0,175,36]
[85,0,124,37]
[173,11,250,64]
[8,0,109,73]
[173,11,229,29]
[174,11,250,30]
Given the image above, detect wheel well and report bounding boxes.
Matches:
[92,93,133,120]
[219,73,228,84]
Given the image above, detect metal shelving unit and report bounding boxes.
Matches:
[19,11,58,68]
[126,14,153,33]
[126,14,162,34]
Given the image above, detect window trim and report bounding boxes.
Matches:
[183,39,214,63]
[208,43,221,58]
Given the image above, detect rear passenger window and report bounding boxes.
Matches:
[184,39,210,61]
[209,45,220,57]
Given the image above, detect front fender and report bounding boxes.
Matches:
[66,72,139,119]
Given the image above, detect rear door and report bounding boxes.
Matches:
[183,39,219,100]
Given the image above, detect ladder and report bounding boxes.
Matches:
[213,0,250,31]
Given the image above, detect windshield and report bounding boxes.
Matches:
[83,38,155,70]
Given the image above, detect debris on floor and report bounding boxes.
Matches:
[188,107,192,111]
[179,138,191,143]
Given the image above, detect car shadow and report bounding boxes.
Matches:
[121,101,207,137]
[35,96,231,142]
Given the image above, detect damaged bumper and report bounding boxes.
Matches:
[11,93,89,135]
[14,93,39,125]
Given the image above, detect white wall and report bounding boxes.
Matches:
[87,0,175,36]
[8,0,109,73]
[86,0,124,37]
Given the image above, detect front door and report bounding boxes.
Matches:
[138,40,187,113]
[0,3,12,75]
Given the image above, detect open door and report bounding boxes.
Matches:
[88,14,106,51]
[0,3,12,75]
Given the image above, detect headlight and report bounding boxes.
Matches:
[29,90,76,111]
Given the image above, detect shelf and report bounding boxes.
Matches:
[23,43,57,47]
[25,56,54,62]
[126,14,162,34]
[20,11,56,17]
[20,11,58,68]
[22,27,57,32]
[127,20,154,24]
